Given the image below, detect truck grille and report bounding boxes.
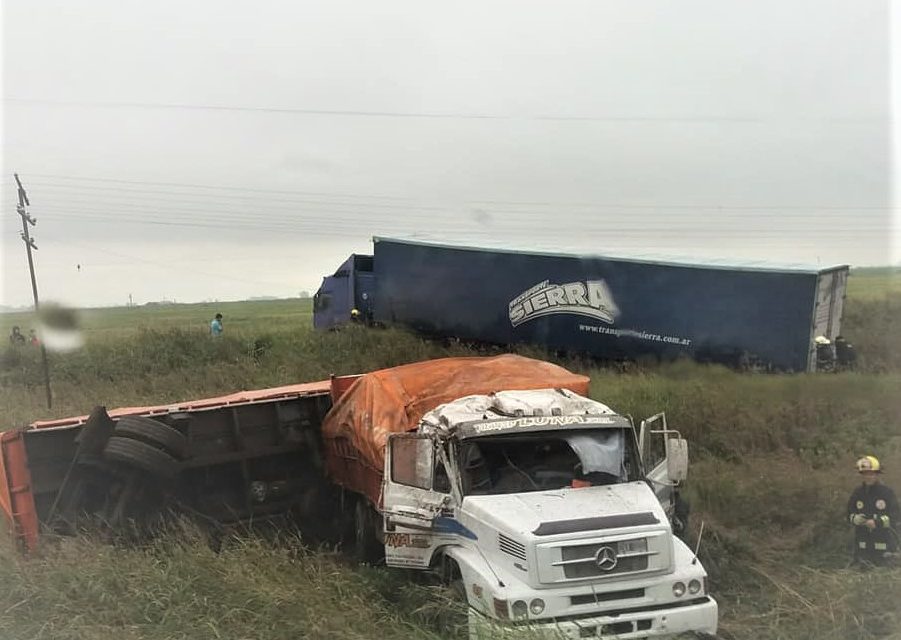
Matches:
[570,588,644,605]
[498,534,527,561]
[555,537,651,579]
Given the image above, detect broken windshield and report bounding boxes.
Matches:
[459,428,639,496]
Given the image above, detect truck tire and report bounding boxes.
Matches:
[115,416,189,459]
[434,556,470,640]
[437,578,469,640]
[353,498,384,563]
[104,436,182,479]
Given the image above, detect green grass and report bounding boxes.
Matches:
[0,298,312,340]
[1,271,900,639]
[846,267,901,302]
[0,529,450,640]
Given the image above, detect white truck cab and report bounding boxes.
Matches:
[381,388,717,639]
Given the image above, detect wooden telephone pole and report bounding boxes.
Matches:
[15,173,52,409]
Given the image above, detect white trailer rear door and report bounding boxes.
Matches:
[808,268,849,370]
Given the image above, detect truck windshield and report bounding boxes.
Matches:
[459,428,638,496]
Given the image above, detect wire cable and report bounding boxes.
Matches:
[11,173,894,211]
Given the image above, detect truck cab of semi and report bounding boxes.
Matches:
[312,253,375,330]
[381,388,717,638]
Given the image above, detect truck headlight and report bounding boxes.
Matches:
[618,538,648,554]
[672,582,686,597]
[511,600,528,620]
[688,579,702,595]
[529,599,545,615]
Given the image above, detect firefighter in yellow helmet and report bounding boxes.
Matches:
[847,455,899,566]
[350,308,362,324]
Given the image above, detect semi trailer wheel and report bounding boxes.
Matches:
[353,498,384,563]
[104,436,182,479]
[114,416,189,459]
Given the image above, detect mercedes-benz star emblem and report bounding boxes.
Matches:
[595,545,618,571]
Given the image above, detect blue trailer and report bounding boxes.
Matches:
[314,238,849,372]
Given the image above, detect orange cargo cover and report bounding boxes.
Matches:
[321,354,589,503]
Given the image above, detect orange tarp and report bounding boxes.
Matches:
[321,354,590,478]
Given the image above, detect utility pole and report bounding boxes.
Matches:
[14,173,52,409]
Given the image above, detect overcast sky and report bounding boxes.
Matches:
[1,1,897,308]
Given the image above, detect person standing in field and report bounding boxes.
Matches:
[210,313,224,337]
[8,326,26,346]
[847,455,899,566]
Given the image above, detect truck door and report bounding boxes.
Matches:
[382,434,452,569]
[639,413,688,515]
[355,272,376,324]
[312,273,350,330]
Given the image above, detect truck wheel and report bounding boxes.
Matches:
[438,579,469,640]
[353,498,384,563]
[115,416,189,459]
[104,436,182,479]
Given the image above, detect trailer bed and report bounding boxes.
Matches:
[1,380,339,552]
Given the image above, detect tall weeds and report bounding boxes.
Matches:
[0,287,899,639]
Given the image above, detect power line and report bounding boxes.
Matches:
[34,213,375,235]
[5,198,891,229]
[17,173,421,201]
[5,97,821,123]
[18,204,891,242]
[5,204,458,229]
[35,231,300,289]
[3,203,892,231]
[17,211,891,238]
[16,183,451,213]
[19,190,895,221]
[5,209,899,241]
[10,173,894,211]
[472,200,895,212]
[3,97,534,120]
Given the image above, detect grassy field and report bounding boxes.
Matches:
[845,267,901,301]
[0,268,899,639]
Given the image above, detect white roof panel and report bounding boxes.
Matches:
[374,235,849,275]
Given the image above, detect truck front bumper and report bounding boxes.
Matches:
[470,596,717,639]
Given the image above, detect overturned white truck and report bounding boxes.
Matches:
[0,355,717,639]
[323,356,718,638]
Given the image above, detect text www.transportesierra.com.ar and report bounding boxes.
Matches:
[578,324,692,347]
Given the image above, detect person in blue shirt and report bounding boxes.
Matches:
[210,313,223,337]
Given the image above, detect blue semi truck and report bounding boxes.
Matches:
[313,238,850,372]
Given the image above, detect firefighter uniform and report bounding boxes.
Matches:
[847,480,900,565]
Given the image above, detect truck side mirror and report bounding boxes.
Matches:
[665,438,689,483]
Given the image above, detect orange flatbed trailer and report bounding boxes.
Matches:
[0,378,346,552]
